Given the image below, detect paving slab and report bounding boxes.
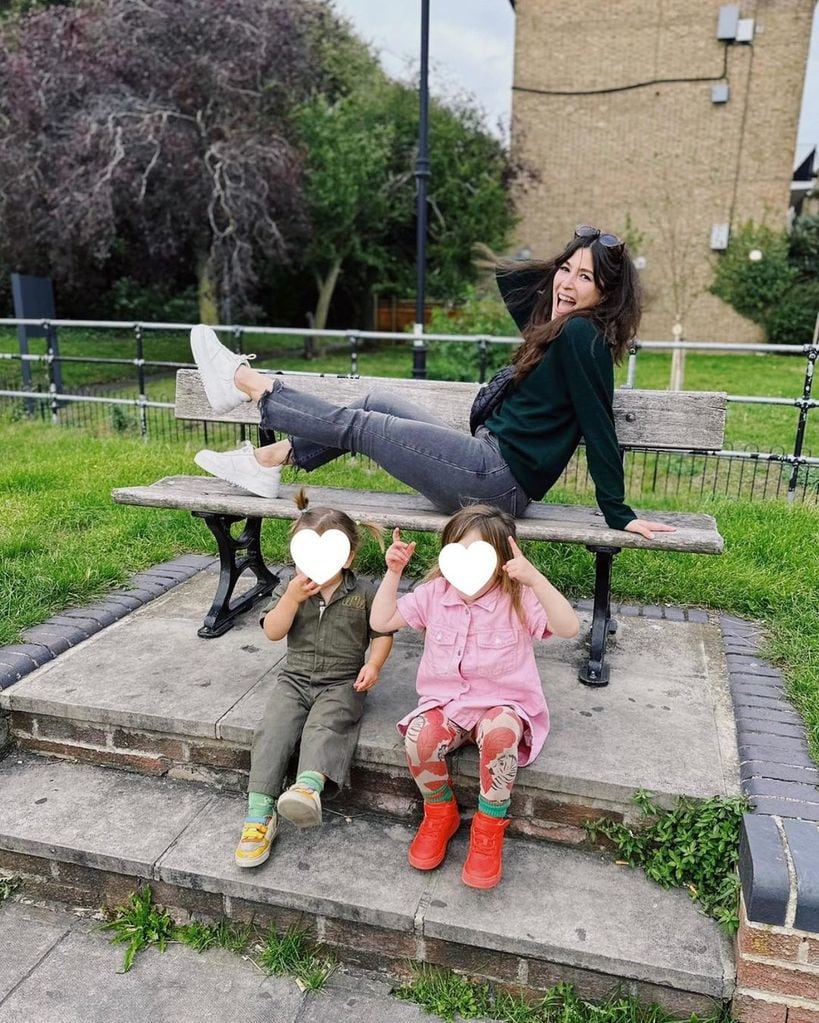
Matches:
[472,615,740,805]
[0,755,211,875]
[298,987,435,1022]
[0,902,73,1001]
[0,911,303,1023]
[157,791,429,933]
[422,836,734,998]
[1,575,286,738]
[1,572,740,808]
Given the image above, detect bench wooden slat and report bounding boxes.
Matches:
[174,370,727,451]
[112,477,724,554]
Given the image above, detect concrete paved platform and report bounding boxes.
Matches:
[0,900,431,1023]
[0,755,734,1009]
[0,571,741,813]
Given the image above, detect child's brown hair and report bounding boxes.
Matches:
[290,487,384,557]
[424,504,525,623]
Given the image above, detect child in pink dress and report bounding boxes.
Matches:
[370,504,579,889]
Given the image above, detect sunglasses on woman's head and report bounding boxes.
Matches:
[575,224,624,249]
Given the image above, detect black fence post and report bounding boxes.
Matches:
[787,343,817,501]
[348,333,359,376]
[134,323,148,440]
[478,337,488,384]
[44,320,59,425]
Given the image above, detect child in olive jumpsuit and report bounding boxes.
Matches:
[235,491,393,868]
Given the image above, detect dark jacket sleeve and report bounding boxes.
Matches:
[553,320,636,530]
[496,268,547,333]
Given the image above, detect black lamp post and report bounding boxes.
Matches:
[412,0,430,379]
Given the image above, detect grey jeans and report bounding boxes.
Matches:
[258,383,530,517]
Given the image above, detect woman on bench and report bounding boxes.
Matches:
[191,225,673,540]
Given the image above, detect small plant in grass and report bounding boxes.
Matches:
[585,790,748,933]
[256,925,334,990]
[110,404,137,434]
[396,965,491,1021]
[0,875,20,902]
[100,885,176,972]
[396,966,728,1023]
[174,918,252,955]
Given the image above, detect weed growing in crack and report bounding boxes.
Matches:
[585,789,748,933]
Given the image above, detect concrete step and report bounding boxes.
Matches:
[0,571,741,848]
[0,753,734,1014]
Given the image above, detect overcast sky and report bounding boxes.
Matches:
[332,0,819,169]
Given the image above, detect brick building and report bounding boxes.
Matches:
[510,1,815,342]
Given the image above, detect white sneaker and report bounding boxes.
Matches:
[277,784,322,828]
[190,324,253,414]
[194,441,281,498]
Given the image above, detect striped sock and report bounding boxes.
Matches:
[296,771,325,794]
[425,782,454,804]
[478,795,510,818]
[247,791,275,818]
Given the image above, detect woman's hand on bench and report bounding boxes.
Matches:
[623,518,677,540]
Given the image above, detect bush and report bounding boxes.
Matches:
[710,221,795,327]
[107,278,199,324]
[788,214,819,277]
[425,285,519,381]
[765,279,819,346]
[710,218,819,344]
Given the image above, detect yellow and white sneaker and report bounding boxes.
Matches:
[234,814,277,868]
[277,784,322,828]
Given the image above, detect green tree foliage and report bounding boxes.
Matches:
[425,285,519,381]
[294,80,404,331]
[377,85,520,300]
[710,218,819,343]
[293,74,521,329]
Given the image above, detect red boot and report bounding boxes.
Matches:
[461,811,510,889]
[408,799,461,870]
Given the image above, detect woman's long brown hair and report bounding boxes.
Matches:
[499,234,642,382]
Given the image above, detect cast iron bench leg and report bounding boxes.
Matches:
[193,512,279,639]
[578,545,621,687]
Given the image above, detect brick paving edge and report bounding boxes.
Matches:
[0,555,218,692]
[718,614,819,936]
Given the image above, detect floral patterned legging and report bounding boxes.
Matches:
[404,705,524,802]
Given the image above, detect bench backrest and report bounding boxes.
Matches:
[175,369,726,451]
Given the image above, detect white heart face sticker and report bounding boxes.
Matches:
[438,540,498,597]
[290,529,351,586]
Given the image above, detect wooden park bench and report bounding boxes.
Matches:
[112,369,726,686]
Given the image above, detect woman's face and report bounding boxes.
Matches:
[551,246,603,319]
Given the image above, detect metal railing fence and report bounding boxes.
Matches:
[1,318,817,504]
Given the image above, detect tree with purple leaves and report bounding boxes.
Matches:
[0,0,347,321]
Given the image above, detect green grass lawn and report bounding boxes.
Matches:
[1,416,817,764]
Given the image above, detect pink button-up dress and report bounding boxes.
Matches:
[395,577,553,766]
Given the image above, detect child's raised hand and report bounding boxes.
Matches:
[353,661,380,692]
[385,527,416,575]
[502,536,542,588]
[285,571,322,603]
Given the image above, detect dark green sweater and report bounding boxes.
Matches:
[486,272,636,530]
